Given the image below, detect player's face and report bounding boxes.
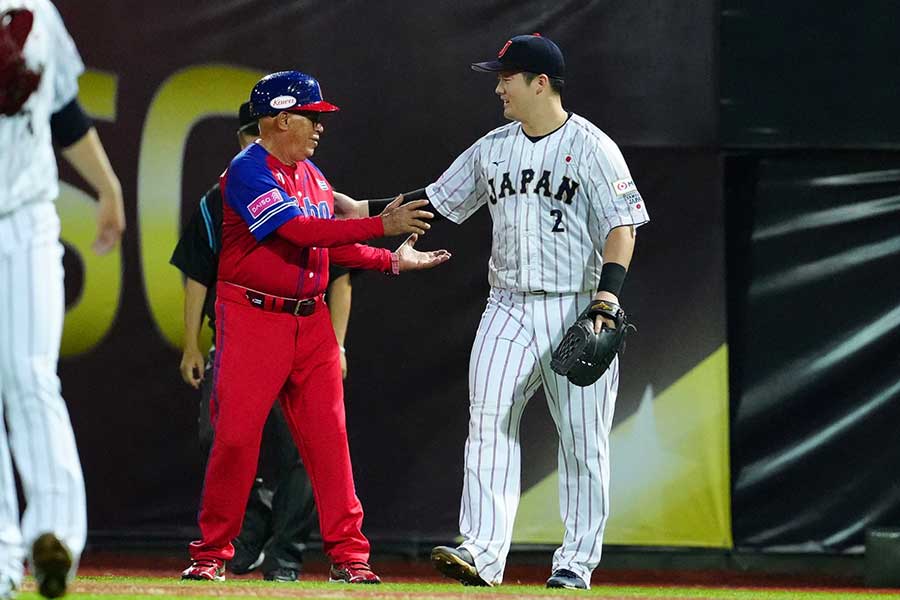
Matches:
[495,72,533,121]
[283,111,325,160]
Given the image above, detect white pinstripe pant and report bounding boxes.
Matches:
[0,202,86,588]
[459,288,618,587]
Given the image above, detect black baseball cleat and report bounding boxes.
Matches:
[430,546,490,587]
[546,568,588,589]
[264,567,299,582]
[30,533,72,598]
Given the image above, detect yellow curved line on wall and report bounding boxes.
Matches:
[512,345,732,548]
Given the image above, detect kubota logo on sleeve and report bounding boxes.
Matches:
[248,189,283,218]
[270,95,297,110]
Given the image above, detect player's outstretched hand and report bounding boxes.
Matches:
[395,233,451,271]
[92,187,126,255]
[381,194,433,236]
[180,346,205,389]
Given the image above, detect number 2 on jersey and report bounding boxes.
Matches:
[549,209,565,233]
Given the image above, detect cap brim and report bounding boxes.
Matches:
[290,100,340,113]
[471,60,507,72]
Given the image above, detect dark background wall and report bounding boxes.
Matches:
[722,1,900,551]
[54,0,724,545]
[46,0,900,553]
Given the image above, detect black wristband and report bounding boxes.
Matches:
[597,262,627,297]
[367,188,436,217]
[51,99,92,148]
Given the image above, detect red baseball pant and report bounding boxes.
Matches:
[189,283,369,564]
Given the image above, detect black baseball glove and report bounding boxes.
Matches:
[1,9,42,116]
[550,299,636,387]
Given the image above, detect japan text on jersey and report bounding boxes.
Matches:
[426,114,650,294]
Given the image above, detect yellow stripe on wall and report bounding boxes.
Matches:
[78,70,118,121]
[513,345,732,548]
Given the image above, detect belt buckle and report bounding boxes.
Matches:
[293,298,314,316]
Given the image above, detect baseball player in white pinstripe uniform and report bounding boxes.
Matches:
[427,34,649,590]
[0,1,124,597]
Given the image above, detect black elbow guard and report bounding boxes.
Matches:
[51,99,92,148]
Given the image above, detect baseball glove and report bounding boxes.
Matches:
[550,299,636,387]
[0,9,41,116]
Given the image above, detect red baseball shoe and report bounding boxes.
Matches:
[181,559,225,581]
[328,561,381,584]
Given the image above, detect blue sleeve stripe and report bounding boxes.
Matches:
[248,200,299,233]
[200,196,216,252]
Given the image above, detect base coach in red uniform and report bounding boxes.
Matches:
[181,70,450,584]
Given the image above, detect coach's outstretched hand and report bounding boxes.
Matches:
[395,234,451,271]
[381,194,433,236]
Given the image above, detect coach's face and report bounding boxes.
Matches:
[495,71,534,122]
[280,110,325,161]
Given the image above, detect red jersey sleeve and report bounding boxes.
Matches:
[329,244,394,272]
[276,215,385,248]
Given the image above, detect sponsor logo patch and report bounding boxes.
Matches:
[317,179,329,191]
[613,178,636,196]
[248,189,283,219]
[270,95,297,110]
[624,191,642,205]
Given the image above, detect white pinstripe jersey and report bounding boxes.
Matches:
[426,113,649,293]
[0,0,84,216]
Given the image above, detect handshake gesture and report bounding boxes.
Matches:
[380,194,451,272]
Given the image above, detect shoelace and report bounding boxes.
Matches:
[191,559,220,569]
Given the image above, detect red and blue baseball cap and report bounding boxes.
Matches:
[471,33,566,79]
[249,71,340,119]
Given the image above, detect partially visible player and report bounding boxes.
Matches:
[180,70,450,584]
[0,2,125,598]
[414,34,650,590]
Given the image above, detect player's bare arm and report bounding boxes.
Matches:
[594,225,636,332]
[61,128,125,255]
[332,191,369,219]
[180,277,208,389]
[327,273,352,379]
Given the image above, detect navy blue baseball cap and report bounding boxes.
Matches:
[471,33,566,79]
[249,71,340,119]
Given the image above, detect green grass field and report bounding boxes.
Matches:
[12,576,900,600]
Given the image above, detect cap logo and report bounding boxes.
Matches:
[498,39,512,58]
[270,95,297,110]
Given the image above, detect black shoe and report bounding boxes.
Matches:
[546,568,587,589]
[264,567,299,582]
[430,546,490,587]
[30,533,72,598]
[230,539,265,575]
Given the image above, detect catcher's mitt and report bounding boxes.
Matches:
[0,9,41,116]
[550,299,636,387]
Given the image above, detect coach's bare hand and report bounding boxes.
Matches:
[180,346,205,389]
[381,194,433,236]
[93,187,125,255]
[395,234,451,271]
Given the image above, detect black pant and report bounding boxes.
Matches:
[200,348,317,572]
